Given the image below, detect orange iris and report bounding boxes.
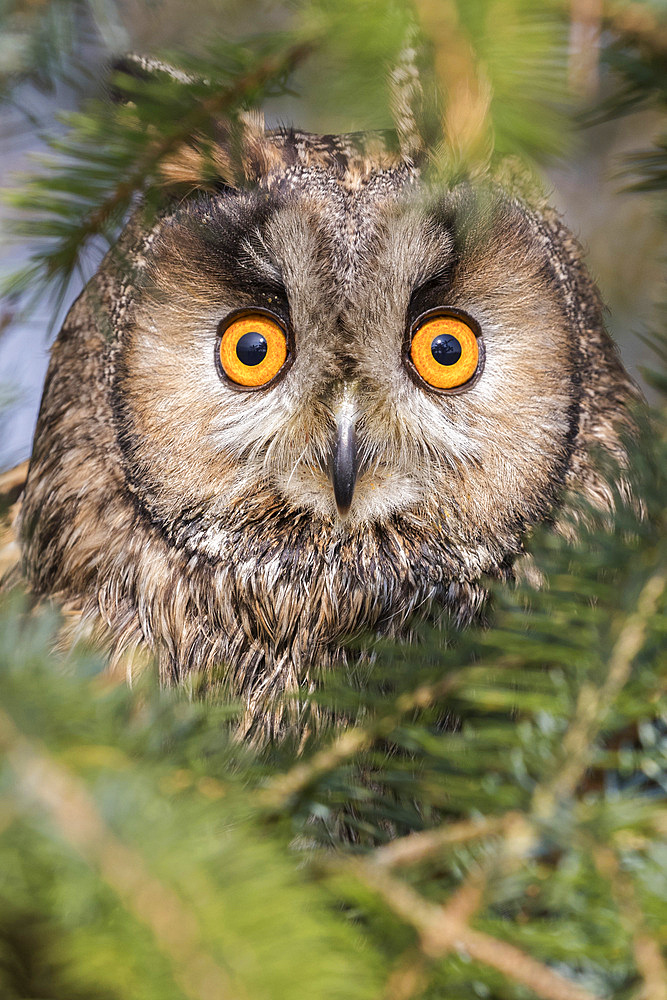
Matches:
[410,314,479,390]
[219,313,288,387]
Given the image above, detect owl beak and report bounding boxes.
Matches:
[329,398,358,519]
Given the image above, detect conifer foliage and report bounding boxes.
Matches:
[1,2,665,998]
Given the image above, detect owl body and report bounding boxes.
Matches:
[15,122,637,735]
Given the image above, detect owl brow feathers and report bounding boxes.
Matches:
[150,192,290,309]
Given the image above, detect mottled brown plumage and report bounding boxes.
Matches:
[9,112,638,737]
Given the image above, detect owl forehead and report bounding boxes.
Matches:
[156,160,423,291]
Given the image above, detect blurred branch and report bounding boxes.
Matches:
[260,669,464,811]
[593,844,667,1000]
[2,37,314,311]
[338,858,601,1000]
[68,40,313,242]
[604,0,667,58]
[0,461,29,498]
[371,812,520,869]
[413,0,492,172]
[568,0,602,98]
[0,706,241,1000]
[536,568,666,812]
[567,1,667,99]
[382,950,428,1000]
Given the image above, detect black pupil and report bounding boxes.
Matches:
[430,333,462,366]
[236,331,268,366]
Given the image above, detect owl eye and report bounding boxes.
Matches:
[408,311,482,391]
[218,312,288,387]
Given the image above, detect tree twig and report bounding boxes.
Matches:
[260,670,464,811]
[603,0,667,58]
[372,812,522,869]
[413,0,492,171]
[341,859,602,1000]
[568,0,602,98]
[383,950,428,1000]
[71,41,313,241]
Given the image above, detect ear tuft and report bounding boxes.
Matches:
[389,26,427,165]
[157,137,236,191]
[108,55,290,192]
[108,53,197,103]
[237,110,289,184]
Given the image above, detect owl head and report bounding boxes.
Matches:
[19,110,637,735]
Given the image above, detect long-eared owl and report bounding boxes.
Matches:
[5,68,638,737]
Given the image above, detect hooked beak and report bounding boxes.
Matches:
[329,388,358,519]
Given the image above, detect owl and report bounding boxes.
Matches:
[2,77,638,738]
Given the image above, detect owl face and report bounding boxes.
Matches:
[20,125,635,729]
[118,167,576,552]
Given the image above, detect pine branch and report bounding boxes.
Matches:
[2,36,314,309]
[371,813,521,870]
[0,706,240,1000]
[382,951,428,1000]
[603,0,667,59]
[413,0,493,172]
[334,858,603,1000]
[260,668,466,811]
[0,596,382,999]
[536,567,667,812]
[592,843,667,1000]
[78,41,313,239]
